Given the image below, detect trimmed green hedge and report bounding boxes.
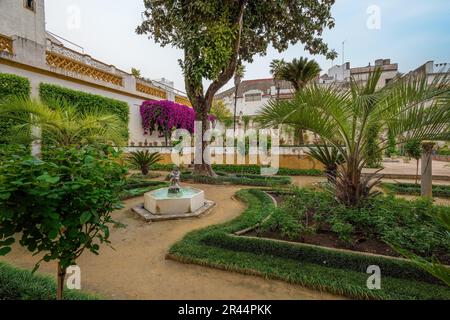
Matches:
[382,183,450,198]
[0,73,31,144]
[176,172,292,186]
[169,189,450,300]
[150,163,323,176]
[39,83,129,137]
[0,262,96,300]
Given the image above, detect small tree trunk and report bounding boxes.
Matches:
[57,262,66,300]
[193,102,216,177]
[295,127,304,145]
[415,159,419,185]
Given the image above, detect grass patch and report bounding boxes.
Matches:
[168,189,450,300]
[382,182,450,198]
[0,262,97,300]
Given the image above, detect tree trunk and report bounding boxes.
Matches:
[295,126,304,145]
[415,159,419,185]
[193,103,216,177]
[57,261,66,300]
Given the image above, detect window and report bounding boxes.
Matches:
[244,92,262,102]
[24,0,36,12]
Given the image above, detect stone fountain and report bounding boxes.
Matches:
[132,166,215,222]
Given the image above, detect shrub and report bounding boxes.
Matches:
[0,144,126,299]
[0,73,31,144]
[39,83,129,138]
[128,151,163,175]
[382,183,450,198]
[177,172,292,186]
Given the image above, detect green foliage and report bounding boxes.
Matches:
[437,146,450,156]
[364,123,383,168]
[177,172,292,187]
[306,144,344,182]
[274,188,450,258]
[0,262,97,300]
[404,140,422,160]
[257,69,450,206]
[150,163,323,176]
[0,144,126,271]
[0,73,31,144]
[261,208,302,240]
[210,99,232,124]
[278,57,322,91]
[128,151,163,176]
[39,83,129,138]
[385,130,397,157]
[169,189,450,299]
[381,183,450,198]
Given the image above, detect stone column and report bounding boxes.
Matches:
[421,142,435,198]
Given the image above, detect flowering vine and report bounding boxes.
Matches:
[140,100,216,137]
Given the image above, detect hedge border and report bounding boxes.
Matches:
[168,189,450,300]
[0,73,31,144]
[39,83,129,138]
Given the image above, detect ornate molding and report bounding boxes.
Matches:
[175,95,192,107]
[46,51,123,86]
[136,81,167,99]
[0,34,13,55]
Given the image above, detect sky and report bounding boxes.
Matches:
[44,0,450,94]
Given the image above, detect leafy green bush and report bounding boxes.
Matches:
[269,188,450,258]
[0,73,31,144]
[0,262,96,300]
[0,144,126,299]
[261,208,302,240]
[39,83,129,138]
[169,189,450,299]
[127,151,163,175]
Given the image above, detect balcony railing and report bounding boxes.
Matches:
[0,33,13,55]
[46,40,124,86]
[175,95,192,107]
[136,79,168,99]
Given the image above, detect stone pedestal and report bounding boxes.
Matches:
[421,142,435,198]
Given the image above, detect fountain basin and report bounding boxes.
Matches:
[144,187,205,215]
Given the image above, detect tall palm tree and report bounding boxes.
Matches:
[233,63,246,134]
[0,97,127,148]
[256,69,450,206]
[270,59,286,100]
[279,57,321,91]
[279,57,322,145]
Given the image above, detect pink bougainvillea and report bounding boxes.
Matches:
[140,100,215,136]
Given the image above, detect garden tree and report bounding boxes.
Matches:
[270,59,286,100]
[128,150,163,176]
[211,99,233,126]
[278,57,322,145]
[306,144,344,183]
[257,69,450,206]
[0,97,127,147]
[404,139,422,184]
[279,57,322,91]
[137,0,337,176]
[364,122,383,168]
[233,63,246,133]
[0,145,126,299]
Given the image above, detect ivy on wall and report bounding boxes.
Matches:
[39,84,130,138]
[0,73,31,144]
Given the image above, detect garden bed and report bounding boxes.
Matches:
[168,189,450,300]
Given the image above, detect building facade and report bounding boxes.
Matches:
[0,0,190,149]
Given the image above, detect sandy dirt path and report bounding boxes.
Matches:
[0,181,342,300]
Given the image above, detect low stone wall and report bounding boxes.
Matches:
[124,146,324,170]
[433,155,450,162]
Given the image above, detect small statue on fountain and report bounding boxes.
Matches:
[168,166,181,194]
